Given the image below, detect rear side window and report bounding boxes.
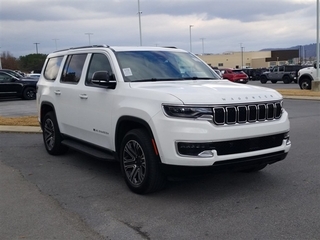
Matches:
[44,56,64,80]
[61,54,87,83]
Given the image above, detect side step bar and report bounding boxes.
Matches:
[62,139,115,161]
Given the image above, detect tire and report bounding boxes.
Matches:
[22,87,36,100]
[260,76,267,84]
[42,112,68,155]
[282,76,292,84]
[299,78,312,90]
[271,80,277,84]
[240,164,267,173]
[120,129,167,194]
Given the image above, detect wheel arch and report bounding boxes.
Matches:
[40,101,56,128]
[298,73,313,84]
[115,116,156,158]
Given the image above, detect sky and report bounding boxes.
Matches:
[0,0,318,57]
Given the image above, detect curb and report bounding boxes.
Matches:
[0,125,42,133]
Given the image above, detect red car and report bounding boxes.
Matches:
[221,68,248,83]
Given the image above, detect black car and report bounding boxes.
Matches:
[0,71,38,100]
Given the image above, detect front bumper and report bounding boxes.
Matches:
[151,110,291,167]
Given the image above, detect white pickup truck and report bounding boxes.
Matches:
[297,62,319,89]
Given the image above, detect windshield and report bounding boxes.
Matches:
[115,51,219,82]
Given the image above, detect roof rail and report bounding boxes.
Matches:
[161,46,177,49]
[54,44,109,53]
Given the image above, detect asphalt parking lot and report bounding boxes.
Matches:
[1,84,320,239]
[0,98,37,117]
[1,98,320,239]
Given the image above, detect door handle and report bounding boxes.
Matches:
[79,94,88,99]
[54,90,61,95]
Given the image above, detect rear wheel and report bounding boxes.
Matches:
[282,76,292,84]
[42,112,68,155]
[299,78,312,90]
[120,129,167,194]
[260,76,267,84]
[22,87,36,100]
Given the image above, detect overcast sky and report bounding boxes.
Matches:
[0,0,318,57]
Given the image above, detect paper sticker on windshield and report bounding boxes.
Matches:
[123,68,133,76]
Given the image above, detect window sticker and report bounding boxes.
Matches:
[123,68,133,76]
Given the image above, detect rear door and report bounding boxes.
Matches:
[53,53,88,137]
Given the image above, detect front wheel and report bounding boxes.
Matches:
[22,87,36,100]
[120,129,167,194]
[299,78,312,90]
[42,112,68,155]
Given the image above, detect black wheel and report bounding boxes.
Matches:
[271,80,277,84]
[282,76,292,84]
[120,129,167,194]
[22,87,36,100]
[299,78,312,90]
[240,164,267,173]
[260,76,267,84]
[42,112,68,155]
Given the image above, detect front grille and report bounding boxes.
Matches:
[213,101,282,125]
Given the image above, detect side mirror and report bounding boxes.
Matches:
[91,71,116,88]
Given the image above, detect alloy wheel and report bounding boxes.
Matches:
[123,140,146,186]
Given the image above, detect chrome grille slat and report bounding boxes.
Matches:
[212,101,283,125]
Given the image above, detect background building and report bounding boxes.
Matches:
[198,49,300,69]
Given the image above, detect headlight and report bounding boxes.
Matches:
[163,105,212,118]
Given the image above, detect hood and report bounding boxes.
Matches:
[129,80,282,104]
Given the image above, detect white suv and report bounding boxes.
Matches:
[37,45,291,194]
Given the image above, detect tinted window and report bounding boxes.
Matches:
[86,53,114,85]
[0,72,15,82]
[44,56,64,80]
[61,54,87,83]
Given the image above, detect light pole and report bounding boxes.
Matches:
[240,43,244,68]
[52,39,59,50]
[312,0,320,90]
[189,25,193,52]
[0,47,2,70]
[200,38,205,54]
[85,33,93,45]
[317,0,319,81]
[137,0,142,46]
[34,42,40,54]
